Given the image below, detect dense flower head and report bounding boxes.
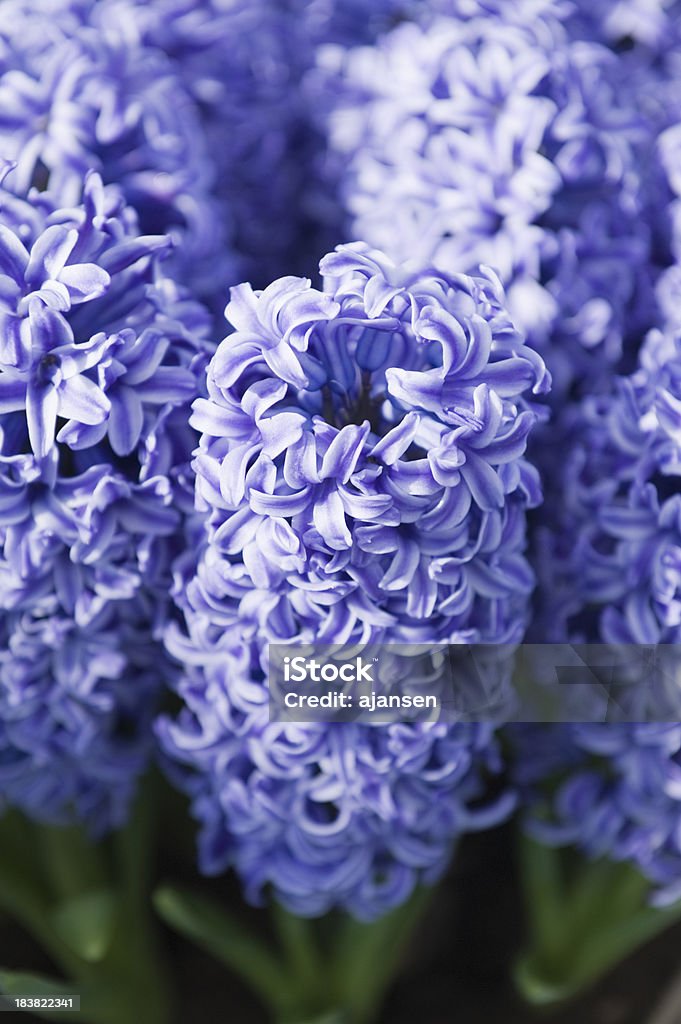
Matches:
[157,244,545,918]
[506,0,681,894]
[161,551,520,921]
[0,168,212,830]
[0,593,164,834]
[189,243,548,645]
[159,628,515,919]
[532,319,681,645]
[318,11,652,395]
[510,250,681,904]
[0,0,231,297]
[98,0,339,286]
[510,716,681,906]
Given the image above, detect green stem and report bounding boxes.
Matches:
[0,777,172,1024]
[87,775,171,1024]
[272,903,323,999]
[157,882,435,1024]
[329,887,432,1024]
[0,815,83,978]
[516,830,681,1006]
[39,825,108,901]
[154,885,291,1015]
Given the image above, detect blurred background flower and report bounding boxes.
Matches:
[0,0,233,303]
[315,6,655,398]
[0,169,212,832]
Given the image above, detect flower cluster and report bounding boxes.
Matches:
[0,169,212,831]
[5,0,681,928]
[190,243,548,643]
[159,638,514,919]
[569,0,681,53]
[0,595,161,834]
[98,0,342,287]
[510,254,681,899]
[531,318,681,646]
[159,244,548,917]
[513,721,681,906]
[318,10,652,396]
[0,0,231,299]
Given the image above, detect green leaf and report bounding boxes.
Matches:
[0,969,73,997]
[157,883,434,1024]
[330,886,433,1024]
[514,956,576,1006]
[50,889,116,963]
[37,825,109,912]
[0,800,172,1024]
[516,831,565,965]
[272,903,322,993]
[154,885,289,1013]
[516,834,681,1006]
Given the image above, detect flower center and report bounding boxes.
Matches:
[36,353,62,386]
[325,371,384,433]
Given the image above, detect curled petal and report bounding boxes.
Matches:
[57,374,110,426]
[26,378,59,457]
[108,386,144,456]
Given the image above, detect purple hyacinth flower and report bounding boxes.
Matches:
[0,593,166,834]
[188,243,548,642]
[316,8,654,397]
[0,169,209,468]
[0,168,212,832]
[0,0,234,301]
[513,189,681,901]
[158,243,547,919]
